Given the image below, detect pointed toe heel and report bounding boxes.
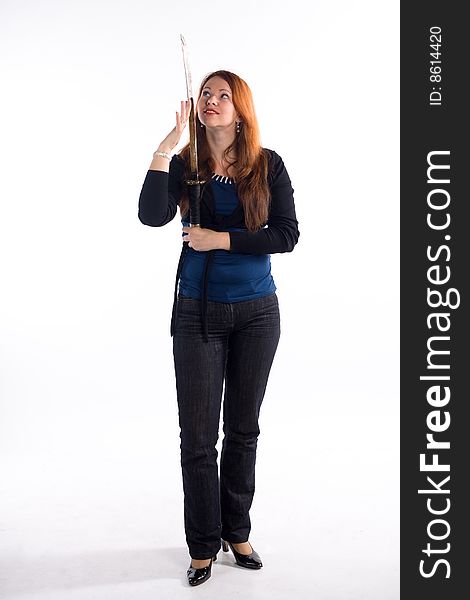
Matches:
[221,538,263,569]
[186,555,217,586]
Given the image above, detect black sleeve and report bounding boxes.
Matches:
[228,150,300,254]
[138,155,184,226]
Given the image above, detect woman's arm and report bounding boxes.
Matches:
[138,155,185,227]
[138,100,190,226]
[228,151,300,254]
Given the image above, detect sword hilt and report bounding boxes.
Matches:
[186,179,205,227]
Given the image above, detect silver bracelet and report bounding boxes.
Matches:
[154,150,172,160]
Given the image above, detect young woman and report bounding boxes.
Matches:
[138,70,299,586]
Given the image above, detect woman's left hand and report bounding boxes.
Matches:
[182,227,230,251]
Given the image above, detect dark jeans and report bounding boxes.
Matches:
[172,292,281,559]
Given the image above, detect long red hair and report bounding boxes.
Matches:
[178,70,270,232]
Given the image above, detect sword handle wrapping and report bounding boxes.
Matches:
[186,179,204,227]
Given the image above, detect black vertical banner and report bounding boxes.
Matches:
[401,2,468,598]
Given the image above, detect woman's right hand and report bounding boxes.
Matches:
[156,99,191,154]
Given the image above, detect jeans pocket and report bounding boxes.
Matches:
[177,297,200,314]
[174,298,203,336]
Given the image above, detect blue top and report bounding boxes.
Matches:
[178,174,276,302]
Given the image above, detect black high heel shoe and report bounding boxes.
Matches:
[187,554,217,586]
[222,539,263,569]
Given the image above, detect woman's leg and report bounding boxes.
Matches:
[172,297,230,559]
[220,293,281,543]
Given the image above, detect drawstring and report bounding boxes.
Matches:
[170,183,216,342]
[170,243,189,337]
[170,244,215,343]
[201,250,215,343]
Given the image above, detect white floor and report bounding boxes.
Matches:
[0,393,399,600]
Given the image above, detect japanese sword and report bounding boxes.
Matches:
[180,34,204,228]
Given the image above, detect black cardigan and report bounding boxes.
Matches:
[138,148,300,340]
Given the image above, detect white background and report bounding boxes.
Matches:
[0,1,399,598]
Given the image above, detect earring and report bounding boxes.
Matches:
[236,122,240,133]
[200,123,205,128]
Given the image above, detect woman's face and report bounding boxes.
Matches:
[197,76,239,131]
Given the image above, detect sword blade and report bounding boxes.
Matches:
[180,34,198,176]
[180,34,193,100]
